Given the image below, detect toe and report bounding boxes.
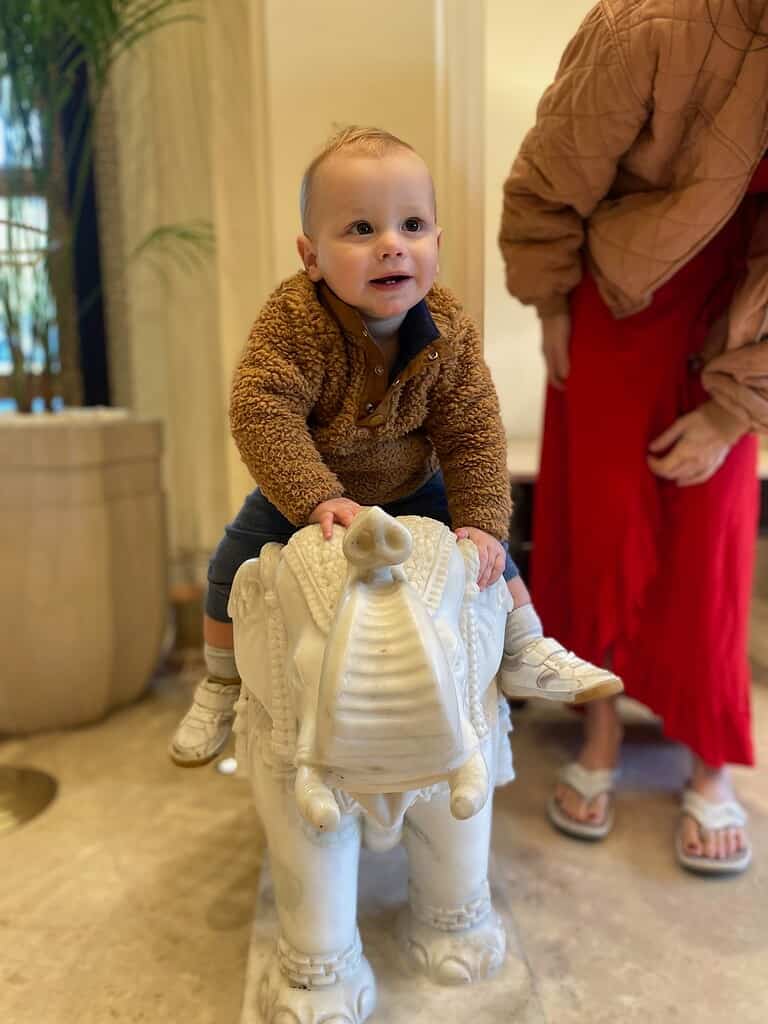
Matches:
[715,829,727,861]
[702,828,717,860]
[556,784,590,823]
[586,793,608,824]
[681,815,702,856]
[729,827,741,860]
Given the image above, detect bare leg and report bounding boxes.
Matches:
[506,576,531,607]
[554,696,623,825]
[204,613,234,649]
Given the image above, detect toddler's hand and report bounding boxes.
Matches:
[454,526,506,590]
[309,497,362,540]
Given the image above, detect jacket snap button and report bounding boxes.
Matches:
[373,365,384,375]
[427,350,438,361]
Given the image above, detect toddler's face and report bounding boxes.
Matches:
[298,149,440,322]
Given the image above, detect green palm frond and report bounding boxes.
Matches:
[131,219,215,272]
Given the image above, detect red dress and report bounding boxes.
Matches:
[531,163,768,768]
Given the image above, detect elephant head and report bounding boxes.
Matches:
[229,507,511,836]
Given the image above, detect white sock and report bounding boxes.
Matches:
[204,643,240,684]
[504,603,543,654]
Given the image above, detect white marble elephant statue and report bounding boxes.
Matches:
[229,506,515,1024]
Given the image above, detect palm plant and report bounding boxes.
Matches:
[0,0,206,412]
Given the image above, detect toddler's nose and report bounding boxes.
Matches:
[377,233,404,260]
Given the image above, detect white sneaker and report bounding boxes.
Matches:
[169,677,240,766]
[500,636,623,704]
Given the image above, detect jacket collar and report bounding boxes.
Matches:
[317,282,440,374]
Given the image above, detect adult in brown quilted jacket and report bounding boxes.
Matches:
[500,0,764,873]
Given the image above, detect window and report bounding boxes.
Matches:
[0,75,62,412]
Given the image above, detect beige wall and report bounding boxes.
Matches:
[103,1,484,576]
[263,1,438,282]
[484,0,591,438]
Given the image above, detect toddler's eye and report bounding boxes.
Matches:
[351,221,373,235]
[403,218,423,232]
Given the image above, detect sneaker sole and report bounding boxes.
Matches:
[168,742,226,768]
[503,676,624,705]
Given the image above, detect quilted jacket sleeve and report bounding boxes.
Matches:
[425,309,512,541]
[703,206,768,433]
[702,335,768,434]
[499,3,650,317]
[230,289,345,525]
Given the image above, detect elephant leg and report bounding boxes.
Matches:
[400,743,505,986]
[249,763,376,1024]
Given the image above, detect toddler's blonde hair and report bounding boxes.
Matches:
[300,125,419,232]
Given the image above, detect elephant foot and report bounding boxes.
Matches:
[295,765,342,832]
[397,904,506,986]
[255,938,377,1024]
[448,750,489,820]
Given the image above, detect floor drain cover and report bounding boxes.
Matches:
[0,766,58,834]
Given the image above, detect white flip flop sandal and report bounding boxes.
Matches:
[676,788,752,876]
[547,761,617,841]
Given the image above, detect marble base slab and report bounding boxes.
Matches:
[241,843,544,1024]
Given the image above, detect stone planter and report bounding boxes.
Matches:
[0,409,167,733]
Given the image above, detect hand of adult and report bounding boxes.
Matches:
[454,526,506,590]
[647,401,747,486]
[309,497,362,539]
[540,312,571,390]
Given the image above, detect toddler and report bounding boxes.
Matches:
[170,126,622,767]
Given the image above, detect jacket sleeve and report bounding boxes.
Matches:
[701,342,768,434]
[498,4,650,317]
[703,206,768,433]
[229,294,345,525]
[425,312,511,541]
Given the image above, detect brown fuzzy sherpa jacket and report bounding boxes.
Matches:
[230,272,512,539]
[500,0,768,432]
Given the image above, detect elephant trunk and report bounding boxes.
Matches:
[307,507,476,795]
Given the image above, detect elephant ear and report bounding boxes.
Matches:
[455,538,480,594]
[229,544,285,713]
[228,557,264,625]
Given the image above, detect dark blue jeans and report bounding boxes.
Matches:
[206,471,518,622]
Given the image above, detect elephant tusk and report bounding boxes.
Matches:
[295,764,342,832]
[448,751,489,821]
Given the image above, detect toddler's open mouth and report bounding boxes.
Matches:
[369,274,412,289]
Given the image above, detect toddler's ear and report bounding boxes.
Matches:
[297,234,322,281]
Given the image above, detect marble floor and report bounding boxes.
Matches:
[1,622,767,1023]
